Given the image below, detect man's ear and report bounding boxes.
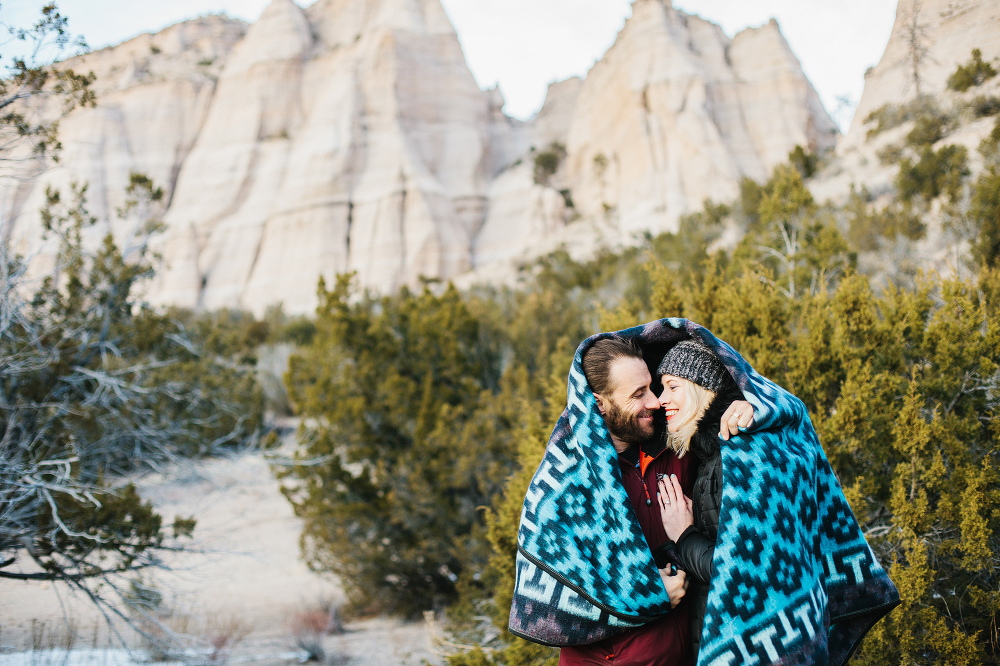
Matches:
[593,392,607,415]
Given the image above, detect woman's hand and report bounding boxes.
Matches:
[657,474,694,542]
[719,400,754,440]
[658,567,688,608]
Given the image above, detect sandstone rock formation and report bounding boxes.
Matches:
[470,0,840,283]
[151,0,495,312]
[1,0,837,314]
[0,16,246,274]
[849,0,1000,149]
[807,0,1000,281]
[565,6,837,241]
[813,0,1000,202]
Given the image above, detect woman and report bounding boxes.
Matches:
[653,339,747,662]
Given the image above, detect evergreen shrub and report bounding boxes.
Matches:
[947,48,998,92]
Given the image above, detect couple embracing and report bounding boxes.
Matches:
[509,319,900,666]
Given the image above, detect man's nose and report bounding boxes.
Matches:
[646,392,661,410]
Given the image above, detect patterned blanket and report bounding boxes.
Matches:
[509,318,900,665]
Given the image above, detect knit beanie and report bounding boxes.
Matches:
[656,340,728,393]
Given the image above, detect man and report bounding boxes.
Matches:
[557,337,752,666]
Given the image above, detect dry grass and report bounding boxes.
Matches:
[289,599,348,663]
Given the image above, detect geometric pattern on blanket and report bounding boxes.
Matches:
[510,318,900,664]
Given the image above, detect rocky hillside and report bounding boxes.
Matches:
[808,0,1000,278]
[0,0,836,314]
[815,0,1000,197]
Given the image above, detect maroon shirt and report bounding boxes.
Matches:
[559,443,695,666]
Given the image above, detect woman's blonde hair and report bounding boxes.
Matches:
[663,376,716,457]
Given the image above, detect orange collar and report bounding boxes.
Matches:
[638,450,656,477]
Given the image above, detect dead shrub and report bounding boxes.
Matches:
[206,615,251,664]
[291,610,328,662]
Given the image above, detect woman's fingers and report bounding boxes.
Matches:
[727,409,742,436]
[658,475,696,542]
[734,400,754,429]
[658,477,673,506]
[719,402,738,440]
[665,475,680,505]
[669,474,683,499]
[669,477,694,521]
[657,477,669,508]
[720,400,755,439]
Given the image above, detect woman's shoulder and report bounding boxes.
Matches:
[690,429,722,462]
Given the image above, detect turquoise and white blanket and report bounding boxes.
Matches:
[509,318,899,665]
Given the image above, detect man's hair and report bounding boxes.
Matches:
[582,337,644,395]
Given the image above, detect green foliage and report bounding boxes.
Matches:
[788,144,819,179]
[865,97,939,138]
[758,164,817,225]
[970,166,1000,267]
[495,264,1000,665]
[532,142,566,185]
[557,188,574,208]
[447,157,996,663]
[947,48,998,92]
[281,152,1000,664]
[897,144,969,203]
[808,274,1000,665]
[968,95,1000,119]
[905,113,950,147]
[877,143,905,166]
[281,277,513,615]
[734,165,854,300]
[1,176,265,633]
[279,202,729,618]
[867,104,971,208]
[445,378,561,666]
[445,249,1000,665]
[847,188,926,251]
[739,176,764,223]
[0,5,278,645]
[887,109,968,204]
[862,99,975,208]
[592,152,609,179]
[982,116,1000,162]
[0,2,95,164]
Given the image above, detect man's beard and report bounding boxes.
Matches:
[606,401,656,444]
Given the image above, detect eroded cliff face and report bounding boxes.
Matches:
[809,0,1000,279]
[151,0,493,312]
[1,0,837,314]
[564,3,837,241]
[813,0,1000,197]
[847,0,1000,150]
[467,0,839,283]
[0,16,247,276]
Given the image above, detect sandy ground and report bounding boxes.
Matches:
[0,448,442,666]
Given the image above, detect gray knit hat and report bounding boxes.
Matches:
[656,340,728,393]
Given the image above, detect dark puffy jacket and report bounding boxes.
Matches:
[675,378,743,660]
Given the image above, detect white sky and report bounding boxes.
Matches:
[4,0,898,131]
